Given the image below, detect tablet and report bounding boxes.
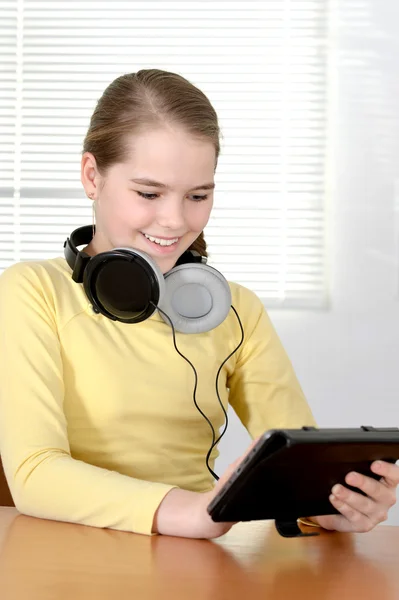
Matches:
[207,426,399,538]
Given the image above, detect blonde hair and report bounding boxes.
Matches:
[83,69,221,257]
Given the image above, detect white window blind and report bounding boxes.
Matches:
[1,0,328,308]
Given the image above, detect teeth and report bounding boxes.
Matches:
[143,233,178,246]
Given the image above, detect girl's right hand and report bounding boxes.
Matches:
[153,437,261,539]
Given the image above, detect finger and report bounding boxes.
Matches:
[329,494,375,532]
[344,471,396,507]
[371,461,399,488]
[315,512,360,533]
[216,438,262,489]
[331,483,379,519]
[238,436,263,464]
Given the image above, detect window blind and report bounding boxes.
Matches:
[0,0,328,307]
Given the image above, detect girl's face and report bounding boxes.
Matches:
[82,126,216,274]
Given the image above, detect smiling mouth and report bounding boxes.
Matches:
[141,232,180,247]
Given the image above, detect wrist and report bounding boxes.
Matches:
[152,488,202,537]
[152,488,233,539]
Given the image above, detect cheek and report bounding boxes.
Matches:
[106,194,154,228]
[187,202,213,231]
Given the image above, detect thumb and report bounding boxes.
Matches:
[214,435,263,492]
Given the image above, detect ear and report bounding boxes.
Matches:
[81,152,101,199]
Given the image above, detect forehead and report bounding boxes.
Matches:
[122,127,216,177]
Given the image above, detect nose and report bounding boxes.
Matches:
[156,196,186,232]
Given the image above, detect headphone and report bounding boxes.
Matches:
[64,225,232,334]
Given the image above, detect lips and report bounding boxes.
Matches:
[142,232,179,246]
[140,231,180,253]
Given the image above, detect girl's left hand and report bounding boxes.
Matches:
[313,460,399,533]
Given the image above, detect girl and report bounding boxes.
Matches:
[0,70,397,538]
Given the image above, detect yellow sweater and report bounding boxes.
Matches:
[0,257,315,535]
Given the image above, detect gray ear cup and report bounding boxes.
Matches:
[158,263,232,334]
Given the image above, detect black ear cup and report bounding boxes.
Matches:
[83,249,165,323]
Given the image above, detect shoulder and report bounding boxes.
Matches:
[225,280,274,338]
[227,280,264,312]
[0,257,71,295]
[0,258,87,325]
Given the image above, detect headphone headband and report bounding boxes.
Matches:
[64,225,93,283]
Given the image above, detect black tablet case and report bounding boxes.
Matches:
[207,426,399,537]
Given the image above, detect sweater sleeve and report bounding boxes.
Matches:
[227,287,317,438]
[0,263,176,535]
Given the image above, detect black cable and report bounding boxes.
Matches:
[153,303,219,479]
[205,305,244,479]
[152,302,244,481]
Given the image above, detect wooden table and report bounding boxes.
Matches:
[0,507,398,600]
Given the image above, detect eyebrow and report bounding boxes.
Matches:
[130,178,215,192]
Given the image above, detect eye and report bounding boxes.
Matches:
[136,191,209,202]
[190,194,208,202]
[136,191,159,200]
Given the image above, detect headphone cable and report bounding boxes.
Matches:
[153,302,244,481]
[206,305,244,478]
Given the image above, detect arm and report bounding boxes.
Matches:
[0,263,176,535]
[227,287,316,437]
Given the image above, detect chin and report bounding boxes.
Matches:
[156,256,177,274]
